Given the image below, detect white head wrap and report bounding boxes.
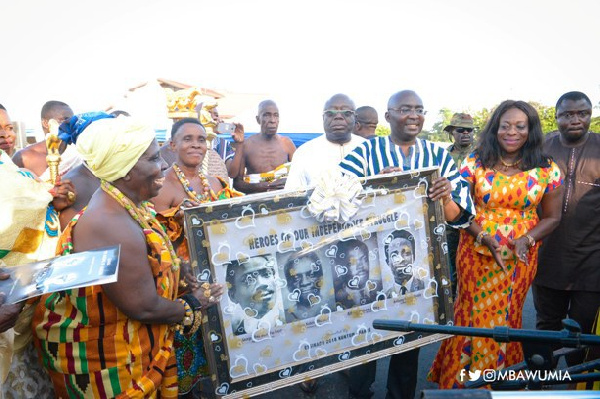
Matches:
[76,117,156,182]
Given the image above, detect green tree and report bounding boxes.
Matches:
[375,124,390,137]
[429,108,454,136]
[529,102,557,133]
[471,107,491,132]
[590,116,600,132]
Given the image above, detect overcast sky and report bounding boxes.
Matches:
[2,0,599,133]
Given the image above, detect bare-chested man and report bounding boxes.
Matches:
[151,118,241,213]
[12,101,78,182]
[231,100,296,193]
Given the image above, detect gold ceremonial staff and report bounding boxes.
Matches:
[45,118,61,184]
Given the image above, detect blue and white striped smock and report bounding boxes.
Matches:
[340,136,475,228]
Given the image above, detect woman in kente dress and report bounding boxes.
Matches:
[429,100,563,388]
[151,117,242,397]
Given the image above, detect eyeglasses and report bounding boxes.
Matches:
[323,110,355,118]
[388,107,427,116]
[454,127,473,134]
[557,110,592,120]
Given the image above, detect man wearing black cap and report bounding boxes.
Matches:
[443,113,475,298]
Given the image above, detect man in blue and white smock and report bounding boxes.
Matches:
[339,90,475,399]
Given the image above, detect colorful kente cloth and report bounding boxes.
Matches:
[158,177,242,394]
[428,152,562,388]
[33,211,180,398]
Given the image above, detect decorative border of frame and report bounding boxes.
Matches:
[184,167,453,398]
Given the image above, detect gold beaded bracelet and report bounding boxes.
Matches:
[175,298,193,333]
[179,294,204,336]
[187,310,203,336]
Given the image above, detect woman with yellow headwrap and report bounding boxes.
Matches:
[33,116,223,398]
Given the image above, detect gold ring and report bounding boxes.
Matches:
[204,289,212,298]
[67,191,76,202]
[179,279,188,288]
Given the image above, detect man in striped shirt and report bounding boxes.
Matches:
[341,90,475,399]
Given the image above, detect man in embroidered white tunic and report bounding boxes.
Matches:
[284,94,365,190]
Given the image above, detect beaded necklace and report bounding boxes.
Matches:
[173,163,212,203]
[101,180,180,272]
[499,156,521,171]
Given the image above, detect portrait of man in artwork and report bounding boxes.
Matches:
[332,239,382,309]
[226,254,285,336]
[383,229,425,298]
[281,251,334,322]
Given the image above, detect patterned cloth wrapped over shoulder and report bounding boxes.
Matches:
[243,162,291,183]
[32,210,180,398]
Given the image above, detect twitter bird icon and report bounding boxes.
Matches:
[468,370,481,381]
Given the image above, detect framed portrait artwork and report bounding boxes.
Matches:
[184,167,454,398]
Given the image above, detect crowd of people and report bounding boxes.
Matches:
[0,89,598,398]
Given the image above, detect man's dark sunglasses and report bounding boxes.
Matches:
[454,127,473,134]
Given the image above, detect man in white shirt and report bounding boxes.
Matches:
[285,94,365,190]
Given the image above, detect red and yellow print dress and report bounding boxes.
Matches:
[428,152,562,389]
